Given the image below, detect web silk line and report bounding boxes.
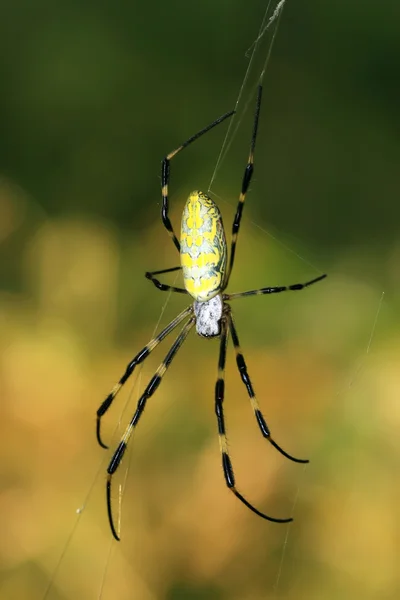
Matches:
[208,0,287,193]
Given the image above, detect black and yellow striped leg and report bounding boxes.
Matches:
[96,306,193,449]
[106,317,195,541]
[224,85,262,289]
[224,274,327,301]
[215,316,293,524]
[145,266,187,294]
[161,109,235,252]
[228,313,309,464]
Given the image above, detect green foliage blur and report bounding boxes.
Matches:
[1,1,399,599]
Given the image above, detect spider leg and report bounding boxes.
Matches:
[106,317,195,541]
[224,85,262,290]
[228,312,309,464]
[161,110,235,253]
[224,274,327,300]
[215,316,293,524]
[145,266,187,294]
[96,306,193,448]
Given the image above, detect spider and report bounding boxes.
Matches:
[96,85,326,541]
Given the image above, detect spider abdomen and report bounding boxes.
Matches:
[180,190,227,302]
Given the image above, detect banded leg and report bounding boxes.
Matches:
[106,317,195,541]
[225,274,327,301]
[228,313,308,464]
[215,316,292,524]
[161,109,235,252]
[96,306,193,448]
[224,85,262,289]
[145,266,187,294]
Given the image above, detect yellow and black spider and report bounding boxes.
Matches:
[96,85,326,541]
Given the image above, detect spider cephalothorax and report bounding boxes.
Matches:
[193,295,223,338]
[96,85,326,541]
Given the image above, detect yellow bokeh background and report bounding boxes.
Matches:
[1,1,399,599]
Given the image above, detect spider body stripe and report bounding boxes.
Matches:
[181,191,227,302]
[98,84,327,540]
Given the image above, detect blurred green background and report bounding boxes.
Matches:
[1,1,399,599]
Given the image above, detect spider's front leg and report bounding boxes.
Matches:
[161,109,234,252]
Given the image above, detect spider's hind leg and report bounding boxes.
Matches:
[214,315,293,524]
[228,312,309,464]
[96,305,192,448]
[106,316,195,540]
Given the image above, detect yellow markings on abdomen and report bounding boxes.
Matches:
[180,191,227,302]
